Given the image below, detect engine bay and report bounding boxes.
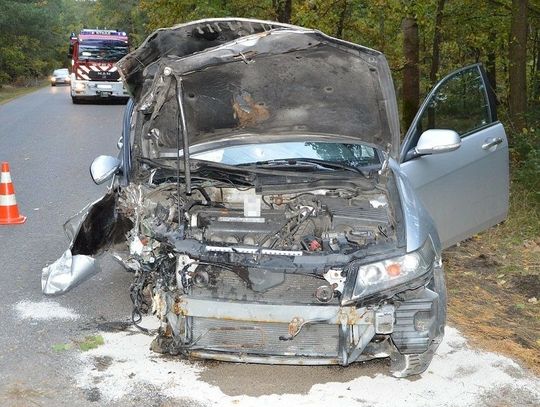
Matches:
[119,183,397,259]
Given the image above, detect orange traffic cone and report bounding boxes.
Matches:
[0,162,26,225]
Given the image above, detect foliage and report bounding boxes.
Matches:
[51,334,105,352]
[0,0,145,85]
[1,0,539,159]
[78,335,105,351]
[511,127,540,204]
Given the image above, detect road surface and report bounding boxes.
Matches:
[0,86,538,407]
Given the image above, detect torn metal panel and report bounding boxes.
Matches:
[42,192,132,295]
[70,192,132,256]
[41,249,101,295]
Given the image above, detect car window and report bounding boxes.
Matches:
[418,67,491,137]
[191,141,380,166]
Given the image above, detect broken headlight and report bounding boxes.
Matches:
[350,239,436,300]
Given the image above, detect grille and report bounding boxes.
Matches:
[189,268,338,305]
[76,67,120,82]
[191,317,339,357]
[87,70,120,81]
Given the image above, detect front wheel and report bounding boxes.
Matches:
[71,96,81,104]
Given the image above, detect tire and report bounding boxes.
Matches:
[51,83,56,87]
[71,96,81,104]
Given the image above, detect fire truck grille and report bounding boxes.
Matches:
[76,67,120,82]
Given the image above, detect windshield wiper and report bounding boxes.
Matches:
[238,158,365,174]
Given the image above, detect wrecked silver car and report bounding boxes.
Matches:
[43,18,509,377]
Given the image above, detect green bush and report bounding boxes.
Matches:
[510,128,540,205]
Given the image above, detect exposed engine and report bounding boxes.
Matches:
[113,181,399,338]
[191,188,391,251]
[119,184,394,258]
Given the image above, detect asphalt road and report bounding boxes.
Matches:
[0,86,134,406]
[0,86,538,407]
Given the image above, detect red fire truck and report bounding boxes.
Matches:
[68,29,130,103]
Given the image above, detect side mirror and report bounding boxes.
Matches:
[415,129,461,155]
[90,155,121,185]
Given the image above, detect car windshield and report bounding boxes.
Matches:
[79,40,128,61]
[191,141,380,167]
[53,69,68,76]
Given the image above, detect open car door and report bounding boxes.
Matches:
[399,64,509,248]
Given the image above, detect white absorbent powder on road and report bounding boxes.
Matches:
[14,300,79,321]
[74,318,540,407]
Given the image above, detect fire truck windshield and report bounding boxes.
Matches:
[78,40,128,62]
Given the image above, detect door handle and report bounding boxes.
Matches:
[482,137,503,150]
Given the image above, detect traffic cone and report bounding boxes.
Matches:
[0,162,26,225]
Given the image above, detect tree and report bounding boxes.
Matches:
[429,0,446,85]
[273,0,292,23]
[402,15,420,129]
[508,0,529,130]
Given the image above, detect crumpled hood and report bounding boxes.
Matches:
[117,18,400,156]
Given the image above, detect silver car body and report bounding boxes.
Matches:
[42,19,509,377]
[51,68,70,85]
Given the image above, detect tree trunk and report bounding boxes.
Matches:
[532,27,540,100]
[486,31,497,93]
[508,0,528,131]
[429,0,446,85]
[402,16,420,130]
[335,0,350,39]
[273,0,292,24]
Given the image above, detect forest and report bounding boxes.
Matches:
[0,0,538,183]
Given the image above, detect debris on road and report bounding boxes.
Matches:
[41,248,101,295]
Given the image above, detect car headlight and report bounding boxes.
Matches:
[350,239,436,300]
[51,77,56,81]
[74,82,85,91]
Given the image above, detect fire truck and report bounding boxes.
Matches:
[68,29,130,103]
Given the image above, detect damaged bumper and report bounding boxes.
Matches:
[41,192,132,295]
[41,249,100,295]
[154,284,443,376]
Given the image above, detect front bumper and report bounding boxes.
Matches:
[70,80,129,99]
[155,283,443,376]
[52,78,70,84]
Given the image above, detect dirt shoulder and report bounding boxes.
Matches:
[445,225,539,374]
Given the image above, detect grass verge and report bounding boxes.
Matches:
[445,181,539,374]
[0,81,48,104]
